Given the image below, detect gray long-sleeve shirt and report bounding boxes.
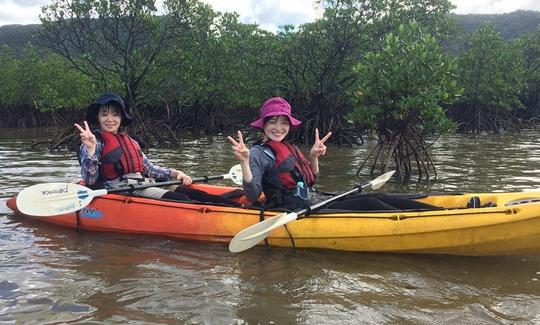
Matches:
[243,145,274,203]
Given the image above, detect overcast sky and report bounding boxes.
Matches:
[1,0,539,31]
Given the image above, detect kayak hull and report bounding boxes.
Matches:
[6,184,540,255]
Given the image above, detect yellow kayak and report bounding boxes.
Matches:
[7,184,540,255]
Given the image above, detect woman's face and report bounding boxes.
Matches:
[263,115,290,142]
[98,105,122,134]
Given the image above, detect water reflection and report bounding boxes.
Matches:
[1,128,540,323]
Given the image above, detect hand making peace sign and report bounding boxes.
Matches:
[309,128,332,159]
[74,121,97,156]
[227,130,250,164]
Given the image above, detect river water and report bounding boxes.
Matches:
[1,128,539,324]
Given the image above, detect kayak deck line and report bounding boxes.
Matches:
[6,183,540,255]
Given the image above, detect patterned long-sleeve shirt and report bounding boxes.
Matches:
[79,137,173,189]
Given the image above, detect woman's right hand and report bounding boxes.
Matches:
[227,131,252,183]
[74,121,97,156]
[227,130,249,164]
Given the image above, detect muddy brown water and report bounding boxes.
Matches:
[1,128,539,324]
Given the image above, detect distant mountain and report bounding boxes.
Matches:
[0,24,42,54]
[455,10,540,40]
[0,10,539,55]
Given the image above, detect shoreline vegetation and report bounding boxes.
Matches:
[0,0,539,180]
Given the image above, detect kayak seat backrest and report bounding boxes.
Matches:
[466,196,497,208]
[466,197,480,208]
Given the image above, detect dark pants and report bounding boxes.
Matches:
[327,193,442,211]
[166,186,241,206]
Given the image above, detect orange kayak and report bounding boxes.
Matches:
[7,183,540,255]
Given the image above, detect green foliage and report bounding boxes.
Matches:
[350,20,460,135]
[349,19,461,179]
[139,0,218,108]
[521,27,540,117]
[179,10,277,109]
[40,0,175,106]
[0,0,535,147]
[453,23,525,132]
[143,4,279,132]
[272,0,456,144]
[276,1,366,136]
[34,53,96,112]
[0,44,94,112]
[0,45,17,107]
[0,0,533,180]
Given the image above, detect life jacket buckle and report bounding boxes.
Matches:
[292,182,309,200]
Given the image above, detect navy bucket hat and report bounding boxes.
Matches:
[86,93,133,126]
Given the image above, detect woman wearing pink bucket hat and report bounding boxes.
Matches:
[227,97,331,210]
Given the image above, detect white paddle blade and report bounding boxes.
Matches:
[370,170,395,190]
[16,183,105,217]
[225,164,243,185]
[229,212,298,253]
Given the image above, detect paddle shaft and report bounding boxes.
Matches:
[229,170,396,252]
[296,170,396,217]
[229,186,362,251]
[16,164,244,217]
[106,175,228,194]
[295,187,361,217]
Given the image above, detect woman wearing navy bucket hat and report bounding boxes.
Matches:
[227,97,332,210]
[74,92,195,200]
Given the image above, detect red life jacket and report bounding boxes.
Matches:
[99,131,144,180]
[263,140,315,189]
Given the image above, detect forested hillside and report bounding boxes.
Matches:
[456,10,540,40]
[1,1,539,180]
[1,10,539,55]
[0,24,42,55]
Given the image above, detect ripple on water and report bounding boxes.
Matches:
[2,131,540,324]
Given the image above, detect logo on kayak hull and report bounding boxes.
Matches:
[79,207,103,219]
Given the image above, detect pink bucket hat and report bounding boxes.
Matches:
[250,97,301,129]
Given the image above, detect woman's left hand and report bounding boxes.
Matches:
[309,128,332,159]
[172,170,192,185]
